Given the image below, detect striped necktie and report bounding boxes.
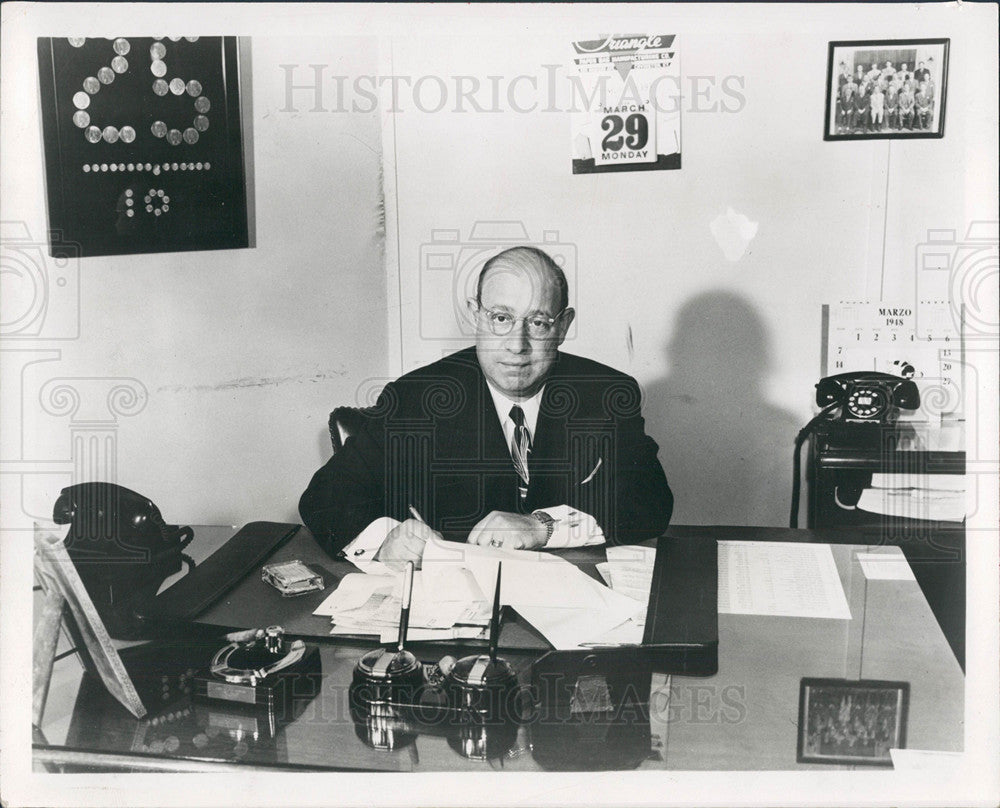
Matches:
[509,405,531,500]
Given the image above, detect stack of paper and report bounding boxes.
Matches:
[312,567,491,642]
[717,541,851,619]
[857,473,965,522]
[585,545,657,646]
[420,535,643,649]
[601,544,657,603]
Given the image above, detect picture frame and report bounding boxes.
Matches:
[797,678,909,766]
[824,38,949,140]
[33,525,147,719]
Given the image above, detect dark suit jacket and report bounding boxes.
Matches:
[299,347,673,556]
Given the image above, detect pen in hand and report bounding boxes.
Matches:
[408,505,425,524]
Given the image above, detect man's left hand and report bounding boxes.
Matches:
[467,511,547,550]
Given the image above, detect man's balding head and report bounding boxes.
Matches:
[476,247,569,313]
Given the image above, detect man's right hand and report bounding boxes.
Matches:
[375,518,442,570]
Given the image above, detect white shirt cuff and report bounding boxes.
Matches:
[532,505,605,548]
[340,516,399,572]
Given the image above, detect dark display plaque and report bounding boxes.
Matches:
[38,36,251,257]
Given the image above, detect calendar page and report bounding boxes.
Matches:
[569,34,681,174]
[823,301,963,420]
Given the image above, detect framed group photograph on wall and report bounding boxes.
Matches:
[797,678,910,766]
[824,38,949,141]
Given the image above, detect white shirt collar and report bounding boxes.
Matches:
[485,381,544,444]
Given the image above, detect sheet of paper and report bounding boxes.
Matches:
[462,553,637,612]
[338,596,477,630]
[421,533,553,565]
[604,544,656,602]
[605,544,657,565]
[856,552,916,581]
[607,565,653,603]
[579,613,646,647]
[329,624,369,636]
[313,569,489,632]
[889,749,962,771]
[871,473,965,491]
[379,625,487,643]
[857,487,965,522]
[718,541,851,619]
[313,573,395,616]
[412,564,486,604]
[514,602,640,650]
[595,561,613,587]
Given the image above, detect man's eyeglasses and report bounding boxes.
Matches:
[473,303,564,338]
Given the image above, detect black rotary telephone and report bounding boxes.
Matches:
[789,372,921,527]
[814,371,920,425]
[53,482,195,638]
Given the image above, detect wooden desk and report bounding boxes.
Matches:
[33,526,964,772]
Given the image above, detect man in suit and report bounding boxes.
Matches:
[299,246,673,564]
[854,85,871,133]
[885,77,901,129]
[839,78,858,132]
[899,64,914,93]
[899,83,916,129]
[869,83,885,131]
[914,81,933,130]
[836,61,851,87]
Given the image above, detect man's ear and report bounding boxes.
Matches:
[465,298,480,330]
[555,307,576,344]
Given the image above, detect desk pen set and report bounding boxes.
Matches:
[350,562,527,727]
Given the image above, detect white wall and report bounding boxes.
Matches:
[1,4,996,531]
[383,5,999,525]
[1,34,386,527]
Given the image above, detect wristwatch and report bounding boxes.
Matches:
[531,510,556,543]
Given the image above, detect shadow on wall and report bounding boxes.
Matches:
[643,291,800,526]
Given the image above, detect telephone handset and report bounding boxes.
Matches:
[815,371,920,425]
[53,482,195,638]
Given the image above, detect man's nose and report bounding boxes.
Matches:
[503,321,531,353]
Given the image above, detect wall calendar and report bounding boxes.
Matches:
[37,36,251,257]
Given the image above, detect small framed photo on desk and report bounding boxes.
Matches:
[797,678,909,766]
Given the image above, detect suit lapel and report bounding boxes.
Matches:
[532,385,564,466]
[475,367,510,461]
